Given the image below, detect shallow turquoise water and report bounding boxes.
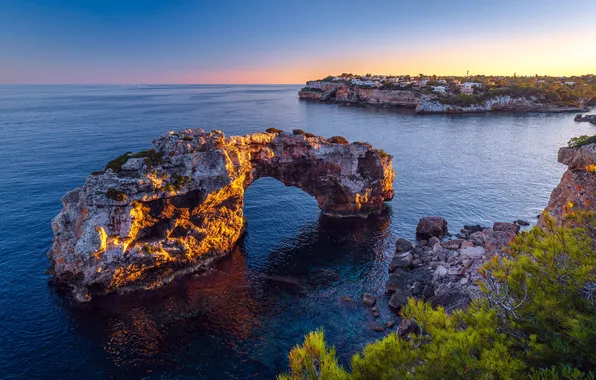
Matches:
[0,84,593,379]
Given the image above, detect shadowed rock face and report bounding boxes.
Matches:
[542,144,596,223]
[49,129,394,301]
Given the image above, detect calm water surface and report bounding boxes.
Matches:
[0,85,594,379]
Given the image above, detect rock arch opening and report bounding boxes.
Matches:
[49,129,394,301]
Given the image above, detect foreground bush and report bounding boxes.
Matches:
[279,212,596,379]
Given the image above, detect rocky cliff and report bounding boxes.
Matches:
[299,82,419,107]
[415,96,587,114]
[543,143,596,221]
[49,129,394,301]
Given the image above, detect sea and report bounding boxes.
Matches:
[0,84,594,379]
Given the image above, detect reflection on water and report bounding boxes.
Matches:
[66,205,393,378]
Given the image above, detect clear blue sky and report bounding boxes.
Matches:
[1,0,595,83]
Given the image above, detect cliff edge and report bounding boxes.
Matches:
[542,143,596,221]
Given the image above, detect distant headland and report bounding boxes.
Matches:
[299,73,596,114]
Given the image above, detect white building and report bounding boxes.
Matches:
[433,86,446,93]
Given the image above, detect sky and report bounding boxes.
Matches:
[1,0,595,84]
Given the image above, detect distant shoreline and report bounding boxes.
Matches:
[298,81,591,115]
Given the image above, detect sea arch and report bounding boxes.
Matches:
[49,129,394,300]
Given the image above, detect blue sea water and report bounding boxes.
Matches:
[0,84,594,379]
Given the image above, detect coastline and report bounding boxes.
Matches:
[298,81,590,115]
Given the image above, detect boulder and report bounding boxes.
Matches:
[460,240,474,249]
[463,224,484,233]
[428,236,441,247]
[514,219,530,226]
[469,231,485,246]
[432,265,449,280]
[395,238,414,253]
[389,251,413,271]
[386,274,410,293]
[397,319,418,339]
[460,246,485,259]
[362,293,377,307]
[442,239,463,250]
[416,217,448,240]
[429,289,472,313]
[493,222,520,234]
[389,290,411,310]
[367,321,386,332]
[483,230,517,251]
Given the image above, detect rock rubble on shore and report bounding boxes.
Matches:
[386,218,523,313]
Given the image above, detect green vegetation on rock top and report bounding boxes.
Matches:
[568,135,596,148]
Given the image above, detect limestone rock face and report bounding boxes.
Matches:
[49,129,394,301]
[543,144,596,222]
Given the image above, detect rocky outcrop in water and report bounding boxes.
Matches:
[49,129,394,301]
[543,143,596,222]
[574,114,596,124]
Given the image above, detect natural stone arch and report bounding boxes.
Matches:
[49,129,394,301]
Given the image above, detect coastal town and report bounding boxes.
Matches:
[299,73,596,113]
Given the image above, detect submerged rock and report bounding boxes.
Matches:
[49,129,395,300]
[367,321,386,332]
[362,293,377,307]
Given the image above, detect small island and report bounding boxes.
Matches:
[299,73,596,114]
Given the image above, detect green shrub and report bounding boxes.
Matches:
[279,211,596,379]
[304,132,317,138]
[278,330,349,380]
[292,129,307,136]
[105,152,132,172]
[183,135,193,141]
[131,149,165,167]
[106,188,127,202]
[266,128,283,134]
[568,135,596,148]
[480,212,596,371]
[327,136,349,144]
[90,170,104,176]
[170,172,190,191]
[377,149,389,158]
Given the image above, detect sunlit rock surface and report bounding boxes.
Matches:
[542,144,596,222]
[49,129,394,301]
